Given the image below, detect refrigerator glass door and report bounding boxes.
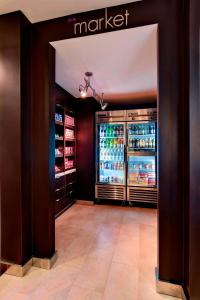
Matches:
[97,123,126,185]
[127,122,156,153]
[128,155,156,187]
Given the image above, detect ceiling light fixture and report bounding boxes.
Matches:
[79,72,108,110]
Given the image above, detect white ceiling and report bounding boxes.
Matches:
[0,0,141,23]
[51,24,158,104]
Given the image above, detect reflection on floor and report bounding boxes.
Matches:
[0,204,180,300]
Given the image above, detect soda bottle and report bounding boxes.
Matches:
[129,126,132,136]
[153,124,156,134]
[102,125,106,137]
[150,124,154,134]
[119,126,122,136]
[136,139,139,148]
[149,138,153,148]
[129,138,132,148]
[141,125,145,135]
[146,138,149,148]
[152,138,155,149]
[135,125,139,135]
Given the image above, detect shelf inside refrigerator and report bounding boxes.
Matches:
[128,134,155,137]
[99,136,124,139]
[128,148,156,153]
[128,151,156,156]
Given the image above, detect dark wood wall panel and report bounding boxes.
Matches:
[76,100,98,201]
[55,83,76,109]
[189,0,200,299]
[0,12,32,265]
[31,39,56,258]
[30,0,188,286]
[158,0,189,283]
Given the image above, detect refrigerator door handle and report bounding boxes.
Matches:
[124,144,127,163]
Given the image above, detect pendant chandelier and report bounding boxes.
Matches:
[79,72,108,110]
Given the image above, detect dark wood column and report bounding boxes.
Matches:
[76,99,98,201]
[0,12,32,265]
[31,32,56,258]
[189,0,200,299]
[158,0,189,284]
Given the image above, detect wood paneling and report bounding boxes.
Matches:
[55,83,76,109]
[0,12,32,265]
[76,99,98,201]
[31,40,56,258]
[30,0,188,285]
[189,0,200,299]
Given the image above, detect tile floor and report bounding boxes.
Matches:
[0,204,180,300]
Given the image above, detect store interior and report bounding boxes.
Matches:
[51,24,158,217]
[1,0,197,297]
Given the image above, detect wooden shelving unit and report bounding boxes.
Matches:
[55,105,76,217]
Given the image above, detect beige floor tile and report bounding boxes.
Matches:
[74,256,112,293]
[0,291,31,300]
[67,285,103,300]
[0,205,162,300]
[113,238,140,266]
[103,262,139,300]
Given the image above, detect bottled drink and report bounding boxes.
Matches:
[120,126,122,136]
[135,125,139,135]
[136,138,140,148]
[141,125,145,135]
[129,138,132,148]
[112,126,115,137]
[146,138,149,148]
[153,124,156,134]
[107,139,110,149]
[150,124,154,134]
[104,125,107,137]
[110,149,114,161]
[106,126,109,137]
[152,138,155,149]
[149,138,153,148]
[116,126,118,136]
[100,126,103,137]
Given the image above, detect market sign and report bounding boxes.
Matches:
[69,7,130,35]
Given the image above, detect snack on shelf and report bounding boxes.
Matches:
[65,158,74,169]
[55,165,62,173]
[55,146,64,156]
[65,115,75,126]
[55,113,63,123]
[65,128,74,139]
[65,146,74,155]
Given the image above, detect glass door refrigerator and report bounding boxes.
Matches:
[95,111,126,201]
[126,109,158,203]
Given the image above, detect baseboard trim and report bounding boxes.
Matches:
[32,251,57,270]
[155,268,187,299]
[4,258,32,277]
[76,200,94,206]
[1,252,57,277]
